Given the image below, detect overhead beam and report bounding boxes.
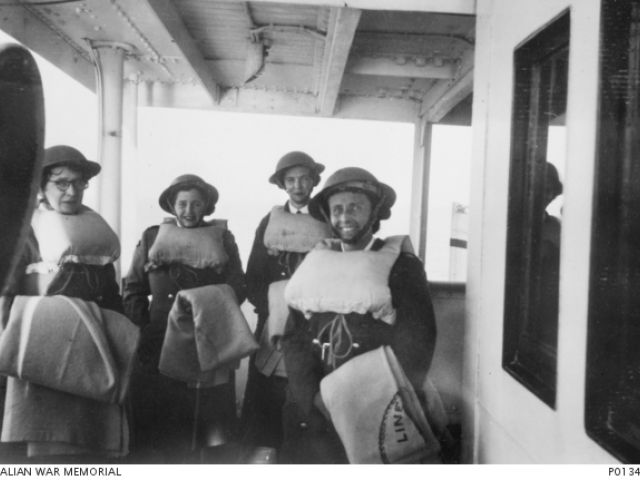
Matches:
[0,4,94,90]
[246,0,476,15]
[317,7,362,116]
[347,57,456,79]
[420,47,474,122]
[337,94,419,123]
[142,0,221,104]
[139,82,418,122]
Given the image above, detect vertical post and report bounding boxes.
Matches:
[410,118,433,263]
[88,41,134,278]
[121,77,139,277]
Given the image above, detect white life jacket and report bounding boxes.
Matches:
[284,236,414,325]
[30,204,120,269]
[148,218,229,270]
[263,206,333,254]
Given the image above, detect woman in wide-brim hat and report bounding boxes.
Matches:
[123,173,247,461]
[1,145,129,460]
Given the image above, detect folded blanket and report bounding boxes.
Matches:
[320,346,440,464]
[0,295,139,404]
[159,284,258,384]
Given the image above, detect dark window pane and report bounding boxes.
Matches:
[503,11,569,408]
[586,0,640,463]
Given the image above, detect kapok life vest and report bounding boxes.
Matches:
[254,279,289,378]
[158,284,258,385]
[148,218,229,270]
[30,204,120,268]
[263,206,333,254]
[284,236,414,325]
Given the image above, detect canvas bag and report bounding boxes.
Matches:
[0,295,139,404]
[31,205,120,267]
[159,284,259,385]
[320,345,441,464]
[148,219,229,270]
[284,236,413,324]
[263,206,332,253]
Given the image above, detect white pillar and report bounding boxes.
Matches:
[88,41,134,277]
[410,118,433,263]
[121,77,139,275]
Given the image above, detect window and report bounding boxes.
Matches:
[502,12,569,408]
[586,0,640,462]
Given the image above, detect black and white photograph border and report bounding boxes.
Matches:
[0,0,636,475]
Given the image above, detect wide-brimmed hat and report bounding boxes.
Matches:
[158,174,219,215]
[43,145,101,179]
[309,167,396,222]
[268,151,325,188]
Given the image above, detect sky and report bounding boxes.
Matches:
[0,29,473,282]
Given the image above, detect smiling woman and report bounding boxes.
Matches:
[122,174,248,461]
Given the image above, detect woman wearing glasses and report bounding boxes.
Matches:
[18,145,123,306]
[1,145,130,461]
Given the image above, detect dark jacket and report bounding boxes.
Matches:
[4,226,122,313]
[241,203,309,449]
[122,222,246,459]
[280,238,437,463]
[246,203,306,335]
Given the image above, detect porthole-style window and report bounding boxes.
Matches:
[586,0,640,463]
[502,11,569,409]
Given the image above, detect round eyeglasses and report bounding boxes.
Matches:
[49,179,89,192]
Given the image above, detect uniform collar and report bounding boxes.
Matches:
[286,201,309,214]
[340,236,377,252]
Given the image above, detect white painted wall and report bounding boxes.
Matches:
[465,0,619,463]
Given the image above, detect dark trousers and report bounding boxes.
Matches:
[129,365,237,463]
[279,400,347,464]
[240,360,288,449]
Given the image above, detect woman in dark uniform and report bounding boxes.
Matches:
[1,145,128,461]
[123,174,246,462]
[281,167,438,463]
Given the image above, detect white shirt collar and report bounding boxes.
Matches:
[287,202,309,214]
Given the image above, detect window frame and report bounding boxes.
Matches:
[502,11,570,409]
[586,0,640,463]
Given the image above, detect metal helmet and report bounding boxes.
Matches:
[158,174,219,215]
[308,167,396,223]
[43,145,101,180]
[268,151,325,188]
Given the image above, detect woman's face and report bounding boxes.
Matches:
[328,190,373,244]
[43,166,87,215]
[173,188,207,228]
